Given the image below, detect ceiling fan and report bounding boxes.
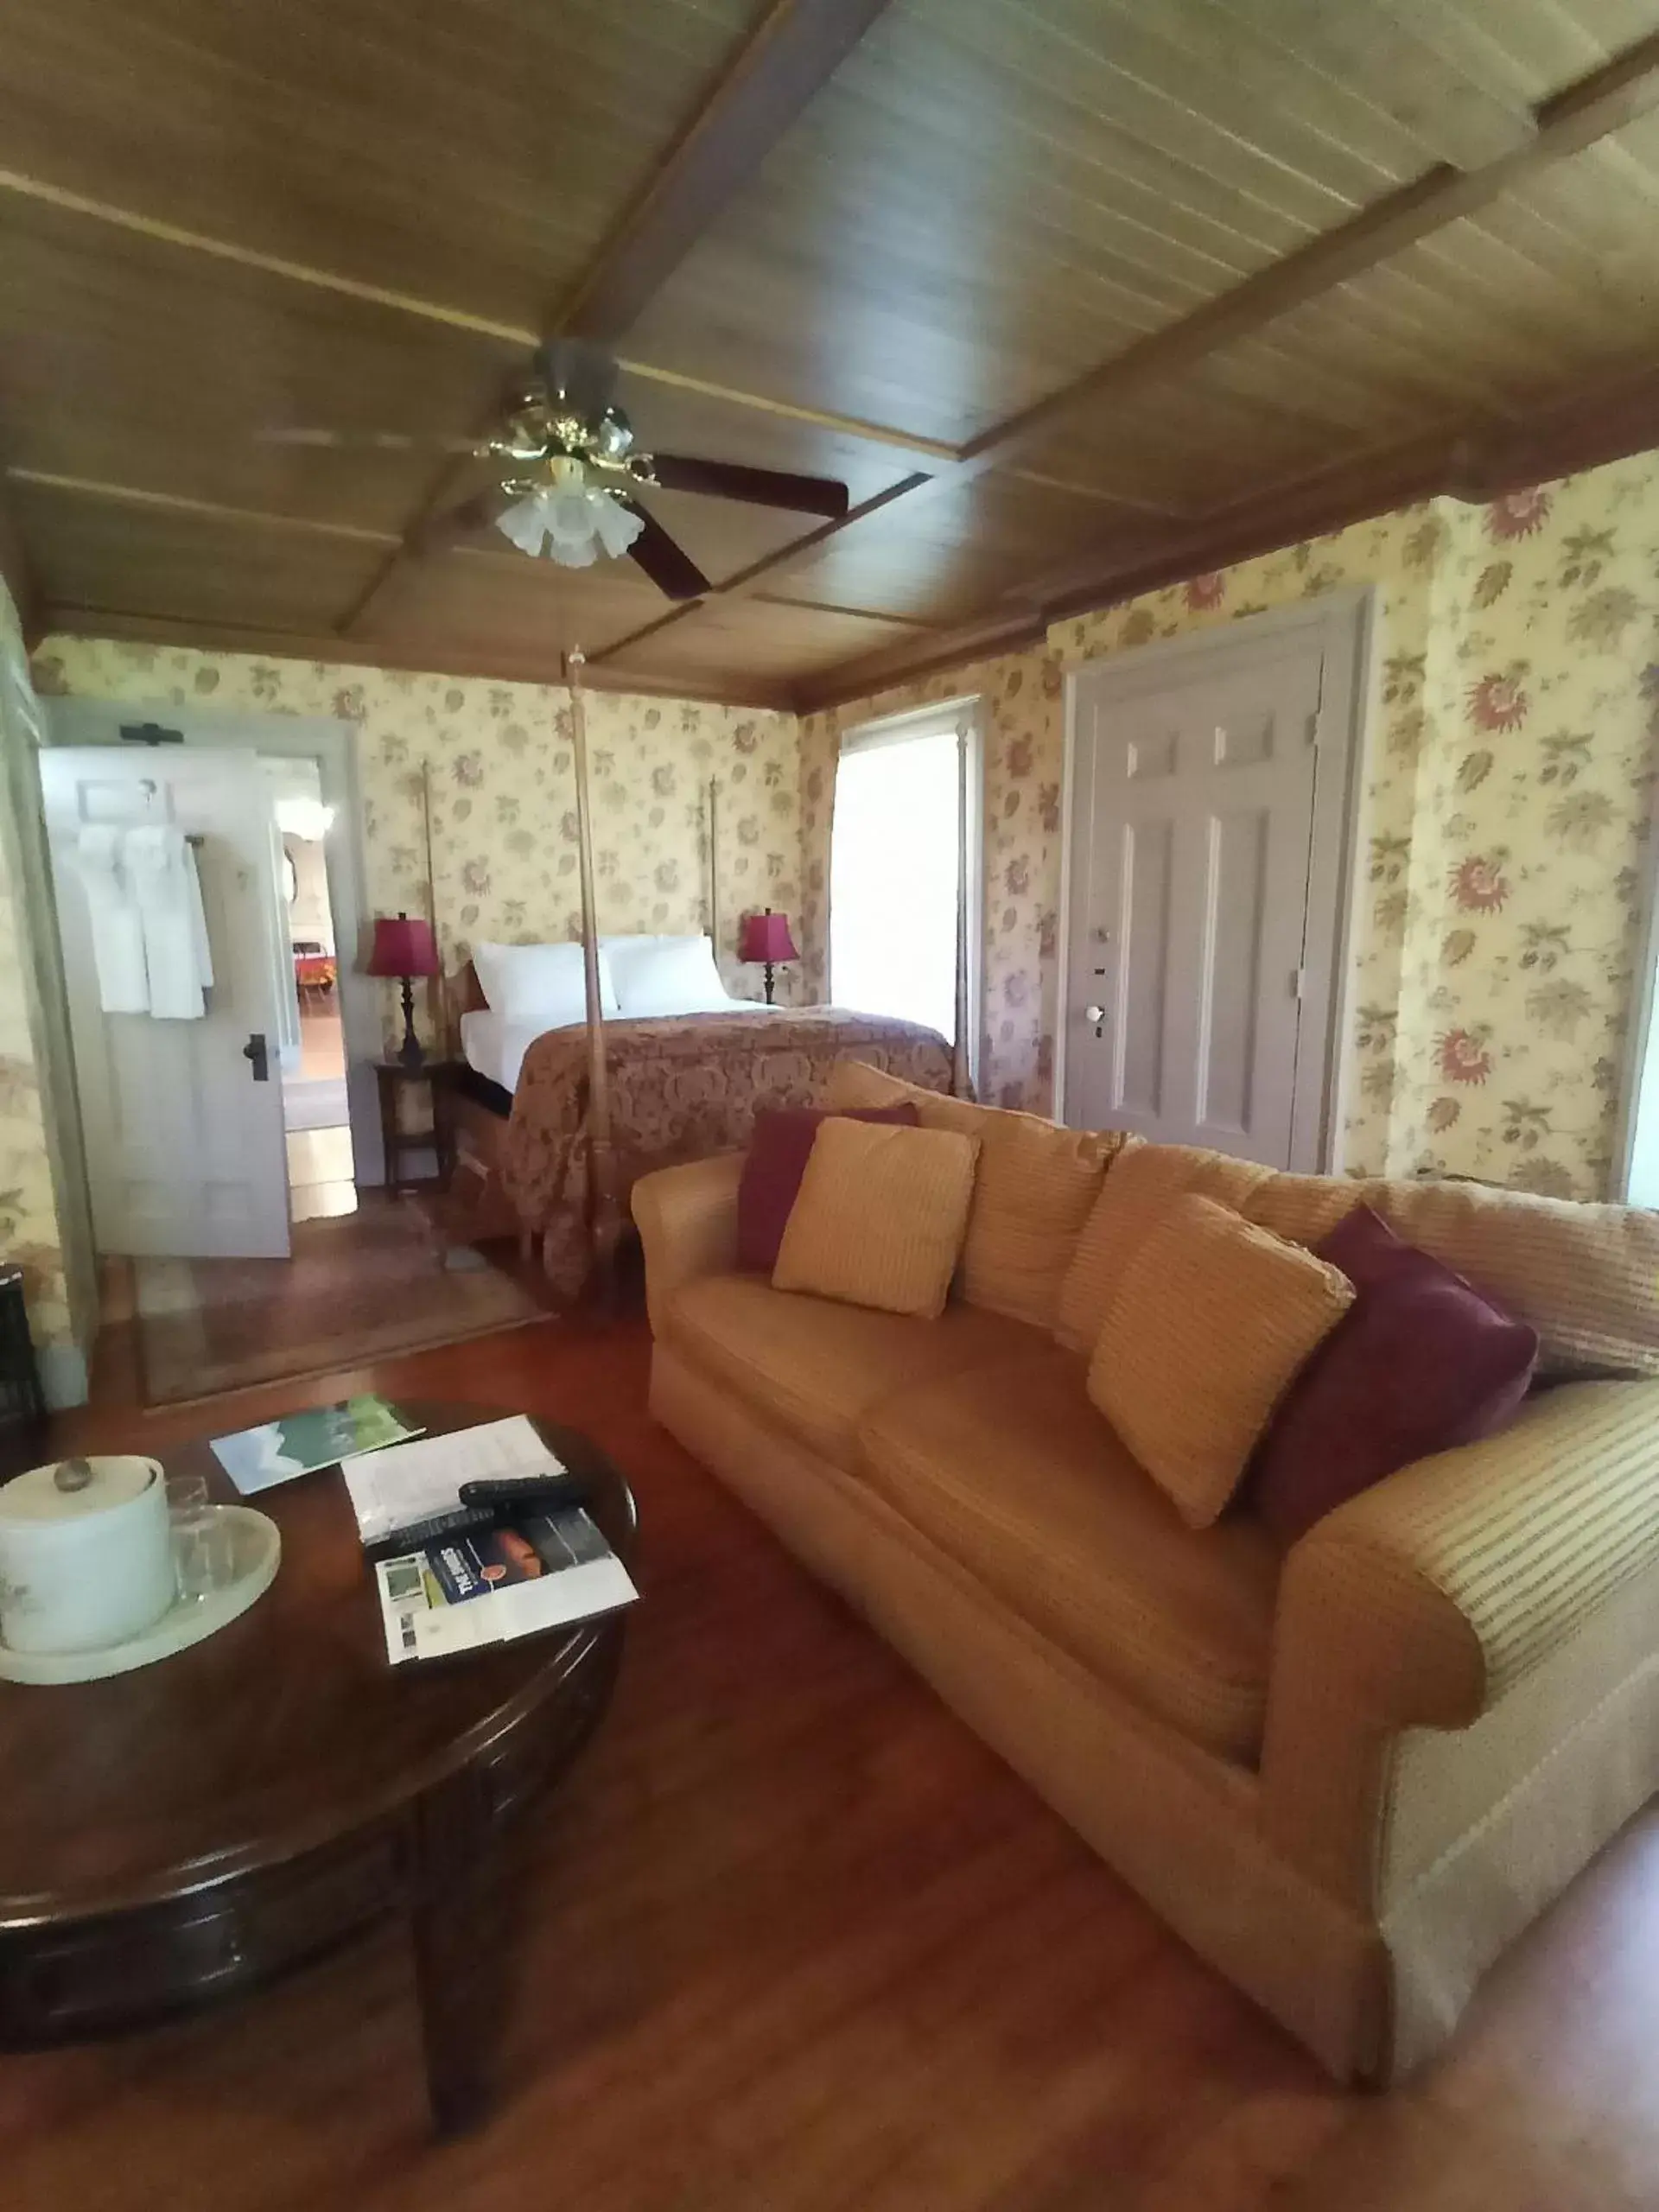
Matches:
[264,340,850,601]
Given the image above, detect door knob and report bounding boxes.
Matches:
[1084,1004,1106,1025]
[242,1032,270,1083]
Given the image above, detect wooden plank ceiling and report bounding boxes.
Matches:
[3,0,1659,709]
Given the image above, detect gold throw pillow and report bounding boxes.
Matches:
[773,1117,980,1319]
[822,1059,1122,1327]
[1087,1192,1356,1529]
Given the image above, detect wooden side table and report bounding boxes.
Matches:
[374,1059,459,1195]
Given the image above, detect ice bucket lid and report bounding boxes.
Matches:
[0,1457,161,1526]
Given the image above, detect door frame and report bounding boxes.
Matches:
[39,698,385,1185]
[1055,588,1376,1171]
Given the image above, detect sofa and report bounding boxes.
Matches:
[632,1065,1659,2084]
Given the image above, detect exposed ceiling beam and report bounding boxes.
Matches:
[792,359,1659,710]
[787,605,1050,712]
[610,27,1659,664]
[32,606,797,711]
[949,29,1659,488]
[3,466,946,638]
[4,467,401,545]
[0,167,950,470]
[555,0,901,346]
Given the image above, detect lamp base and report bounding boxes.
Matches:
[397,976,426,1070]
[762,961,777,1006]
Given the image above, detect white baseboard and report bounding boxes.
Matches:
[283,1075,351,1131]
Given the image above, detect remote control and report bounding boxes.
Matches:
[458,1474,591,1513]
[364,1501,501,1563]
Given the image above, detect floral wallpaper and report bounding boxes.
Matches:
[812,448,1659,1200]
[29,642,805,1046]
[1381,469,1659,1198]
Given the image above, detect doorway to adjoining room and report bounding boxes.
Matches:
[266,758,355,1224]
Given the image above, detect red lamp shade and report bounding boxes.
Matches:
[738,909,799,965]
[365,912,440,978]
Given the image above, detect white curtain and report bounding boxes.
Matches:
[830,724,963,1042]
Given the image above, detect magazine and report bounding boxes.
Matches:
[373,1503,637,1666]
[211,1395,423,1496]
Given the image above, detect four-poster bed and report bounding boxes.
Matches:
[435,651,958,1303]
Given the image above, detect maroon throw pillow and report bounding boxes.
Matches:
[1246,1204,1539,1544]
[736,1104,921,1271]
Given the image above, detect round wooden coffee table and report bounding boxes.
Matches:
[0,1403,636,2133]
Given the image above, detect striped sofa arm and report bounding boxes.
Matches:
[1260,1378,1659,1904]
[632,1153,744,1339]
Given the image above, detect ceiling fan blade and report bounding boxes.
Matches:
[620,499,710,600]
[647,452,849,517]
[257,428,480,454]
[416,491,500,550]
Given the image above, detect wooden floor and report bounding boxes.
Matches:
[11,1314,1659,2210]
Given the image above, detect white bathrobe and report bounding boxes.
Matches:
[124,825,214,1020]
[73,824,149,1014]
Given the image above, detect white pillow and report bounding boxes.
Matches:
[473,940,618,1022]
[605,933,735,1017]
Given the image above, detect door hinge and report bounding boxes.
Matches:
[1290,966,1306,1001]
[1306,712,1321,748]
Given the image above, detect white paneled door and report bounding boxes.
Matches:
[41,747,292,1258]
[1063,605,1364,1170]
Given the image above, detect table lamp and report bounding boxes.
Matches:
[737,907,798,1005]
[365,912,440,1068]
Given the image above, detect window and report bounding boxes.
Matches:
[830,705,981,1072]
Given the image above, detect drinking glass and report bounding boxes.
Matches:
[167,1472,235,1601]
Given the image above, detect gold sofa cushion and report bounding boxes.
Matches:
[857,1348,1282,1762]
[774,1116,978,1319]
[1088,1195,1356,1530]
[664,1273,1050,1471]
[822,1060,1122,1329]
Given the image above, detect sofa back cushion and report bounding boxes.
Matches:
[1349,1179,1659,1380]
[1059,1137,1659,1381]
[1245,1205,1540,1542]
[1241,1172,1659,1380]
[773,1116,980,1319]
[822,1060,1122,1329]
[1086,1194,1357,1530]
[736,1103,919,1271]
[1055,1140,1274,1353]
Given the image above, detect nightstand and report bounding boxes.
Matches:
[373,1060,459,1196]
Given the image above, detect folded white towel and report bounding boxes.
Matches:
[73,823,149,1014]
[125,824,212,1020]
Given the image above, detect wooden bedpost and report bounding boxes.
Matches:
[564,648,626,1310]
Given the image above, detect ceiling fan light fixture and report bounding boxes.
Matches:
[493,466,645,569]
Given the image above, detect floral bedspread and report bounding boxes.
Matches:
[499,1007,956,1298]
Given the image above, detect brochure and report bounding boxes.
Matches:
[340,1414,565,1544]
[373,1503,637,1666]
[211,1395,423,1496]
